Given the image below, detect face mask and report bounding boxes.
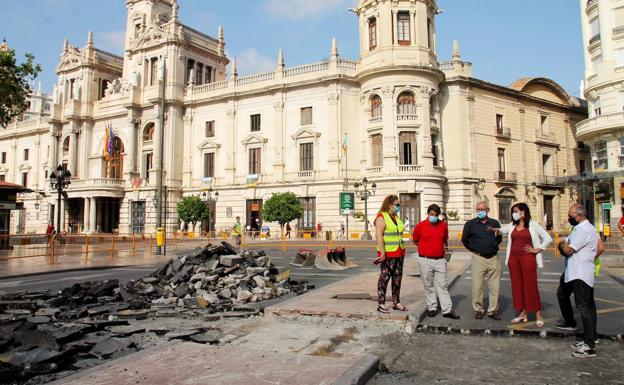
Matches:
[394,204,400,214]
[477,210,487,219]
[568,216,579,227]
[429,215,439,224]
[512,212,522,222]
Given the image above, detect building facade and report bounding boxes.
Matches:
[578,0,624,230]
[1,0,588,235]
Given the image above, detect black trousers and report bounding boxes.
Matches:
[557,273,597,349]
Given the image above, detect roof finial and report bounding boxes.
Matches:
[0,38,9,52]
[171,0,178,21]
[63,38,69,53]
[452,39,461,61]
[277,49,284,68]
[218,25,224,43]
[87,31,94,47]
[330,37,339,60]
[230,57,238,79]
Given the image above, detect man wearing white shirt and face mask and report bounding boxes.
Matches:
[557,204,605,358]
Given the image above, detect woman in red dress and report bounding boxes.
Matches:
[503,203,552,327]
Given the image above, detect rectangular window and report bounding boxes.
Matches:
[591,55,602,73]
[196,63,204,85]
[431,133,439,166]
[249,148,261,175]
[185,58,195,85]
[497,148,506,173]
[579,159,586,173]
[592,97,601,117]
[496,114,504,134]
[299,143,313,171]
[594,141,608,169]
[615,48,624,67]
[205,121,215,137]
[300,107,313,126]
[100,79,110,99]
[369,18,377,50]
[589,17,600,39]
[250,114,261,132]
[498,198,513,224]
[540,114,549,135]
[1,152,6,164]
[150,58,158,86]
[0,175,4,182]
[206,66,213,84]
[298,197,316,230]
[24,149,29,161]
[542,154,552,176]
[427,19,433,48]
[203,153,215,178]
[69,79,75,99]
[21,172,28,187]
[372,134,383,167]
[143,152,153,182]
[134,23,141,39]
[397,12,411,44]
[399,132,416,165]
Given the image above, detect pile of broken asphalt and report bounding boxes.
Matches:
[0,241,312,384]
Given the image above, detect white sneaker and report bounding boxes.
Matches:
[572,343,596,358]
[571,340,598,350]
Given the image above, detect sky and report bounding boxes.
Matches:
[1,0,585,97]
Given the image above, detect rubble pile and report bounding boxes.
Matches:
[0,242,311,384]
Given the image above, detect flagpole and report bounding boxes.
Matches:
[156,60,166,255]
[344,133,349,237]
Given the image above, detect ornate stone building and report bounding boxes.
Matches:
[1,0,588,235]
[577,0,624,230]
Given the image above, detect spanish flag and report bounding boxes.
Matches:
[103,124,110,159]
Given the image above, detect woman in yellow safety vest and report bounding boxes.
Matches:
[374,194,406,313]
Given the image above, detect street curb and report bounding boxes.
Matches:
[0,265,138,280]
[333,354,380,385]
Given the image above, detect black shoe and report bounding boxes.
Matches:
[427,309,438,317]
[474,311,484,319]
[443,311,460,319]
[488,312,501,320]
[555,321,577,331]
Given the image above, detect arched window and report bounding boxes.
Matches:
[370,95,382,118]
[143,123,154,142]
[397,91,416,115]
[62,137,70,156]
[103,137,124,179]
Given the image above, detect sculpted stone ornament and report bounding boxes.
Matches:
[104,78,132,97]
[274,101,284,112]
[327,93,339,105]
[382,87,393,97]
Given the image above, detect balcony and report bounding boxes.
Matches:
[67,178,126,197]
[396,114,418,122]
[494,171,517,183]
[585,0,598,14]
[367,166,383,174]
[537,175,562,187]
[613,26,624,38]
[495,127,511,139]
[297,170,314,179]
[535,129,557,146]
[398,165,423,173]
[576,112,624,140]
[369,116,382,125]
[588,34,601,50]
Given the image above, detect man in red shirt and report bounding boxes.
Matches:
[413,204,460,319]
[618,207,624,239]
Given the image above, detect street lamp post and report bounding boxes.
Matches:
[49,165,71,236]
[201,188,219,239]
[354,177,376,240]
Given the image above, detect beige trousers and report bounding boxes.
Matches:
[471,253,502,314]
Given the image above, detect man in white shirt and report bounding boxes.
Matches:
[557,204,605,358]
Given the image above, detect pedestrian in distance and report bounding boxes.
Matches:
[617,205,624,239]
[374,195,407,313]
[413,204,460,319]
[500,203,552,327]
[45,222,55,246]
[285,223,291,239]
[557,204,605,358]
[232,216,242,246]
[461,201,503,320]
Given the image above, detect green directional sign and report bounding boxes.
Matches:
[340,192,355,215]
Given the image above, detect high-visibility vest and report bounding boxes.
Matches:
[376,212,405,253]
[233,223,242,235]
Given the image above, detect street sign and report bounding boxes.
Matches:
[340,192,354,215]
[601,203,612,210]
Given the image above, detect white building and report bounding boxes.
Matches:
[1,0,588,235]
[577,0,624,229]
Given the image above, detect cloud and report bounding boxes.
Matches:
[95,31,126,54]
[235,48,275,75]
[263,0,357,20]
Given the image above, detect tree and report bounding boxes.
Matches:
[0,40,41,128]
[261,192,303,233]
[176,196,207,232]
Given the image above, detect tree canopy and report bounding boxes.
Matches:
[0,42,41,128]
[261,192,303,229]
[176,196,208,229]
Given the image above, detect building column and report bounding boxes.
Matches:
[392,10,398,45]
[49,129,60,173]
[128,116,138,174]
[225,107,237,184]
[89,197,97,233]
[419,86,436,171]
[68,126,79,176]
[327,91,341,176]
[97,199,103,232]
[381,86,397,173]
[273,99,285,182]
[410,10,417,47]
[83,198,90,233]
